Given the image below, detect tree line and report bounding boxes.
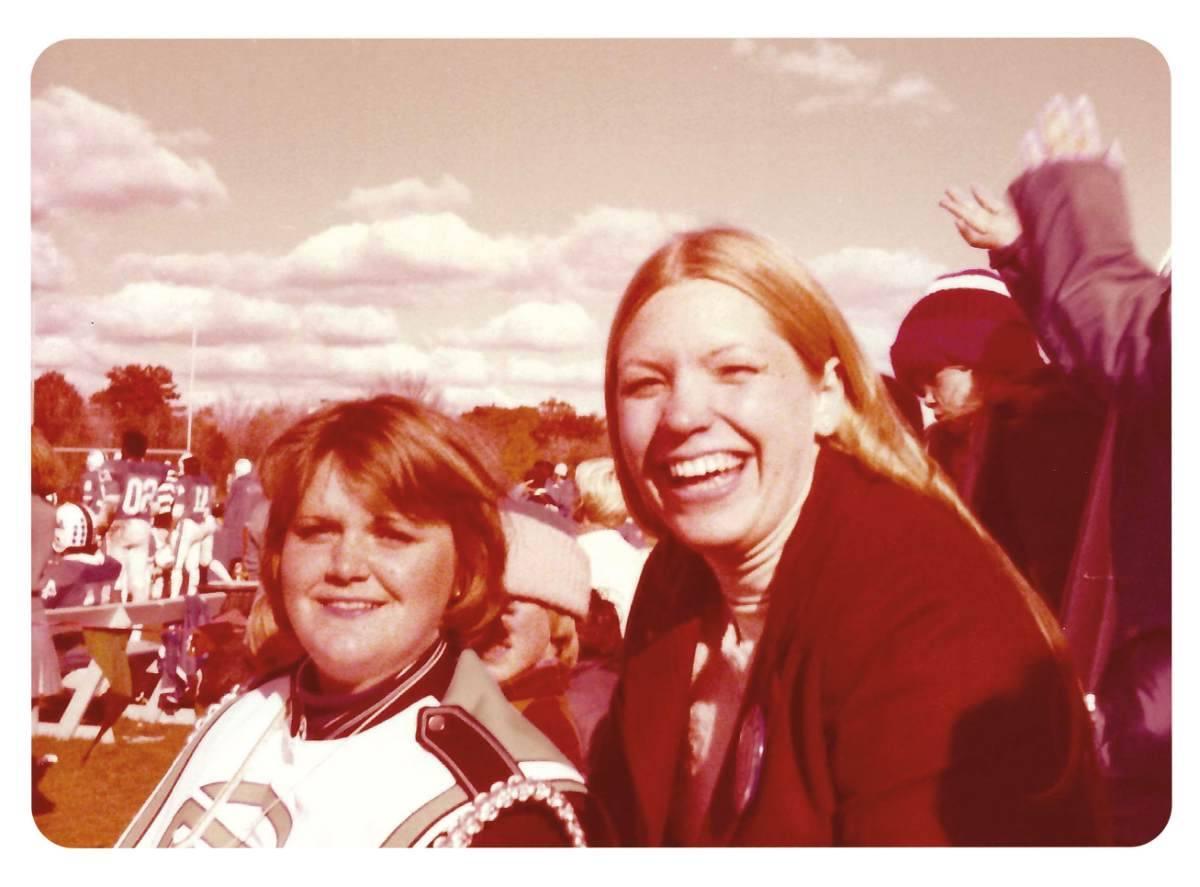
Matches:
[33,365,610,501]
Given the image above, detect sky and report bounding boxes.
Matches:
[26,36,1172,419]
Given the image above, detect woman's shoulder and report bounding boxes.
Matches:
[795,450,1029,632]
[815,448,979,558]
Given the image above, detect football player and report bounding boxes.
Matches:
[104,430,169,603]
[170,456,218,598]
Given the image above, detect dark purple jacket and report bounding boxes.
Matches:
[990,160,1170,688]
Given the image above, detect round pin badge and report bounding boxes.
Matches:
[732,705,766,817]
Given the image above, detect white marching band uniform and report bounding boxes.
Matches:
[117,644,591,848]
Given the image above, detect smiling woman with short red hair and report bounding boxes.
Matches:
[119,395,609,848]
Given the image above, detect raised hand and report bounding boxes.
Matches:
[1018,94,1124,172]
[938,185,1021,251]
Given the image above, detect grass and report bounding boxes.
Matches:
[32,718,191,849]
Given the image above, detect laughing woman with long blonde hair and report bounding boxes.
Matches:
[588,227,1106,846]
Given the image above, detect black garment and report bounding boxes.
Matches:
[926,375,1105,616]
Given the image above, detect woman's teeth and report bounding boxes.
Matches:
[321,600,381,612]
[667,452,743,481]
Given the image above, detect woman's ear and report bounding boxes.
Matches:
[813,357,847,437]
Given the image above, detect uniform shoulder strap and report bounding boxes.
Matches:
[415,704,522,797]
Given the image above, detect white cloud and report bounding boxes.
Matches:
[31,86,228,221]
[873,75,955,114]
[112,250,283,292]
[31,335,83,372]
[196,343,276,376]
[108,203,687,314]
[734,40,952,119]
[340,175,472,219]
[428,347,495,388]
[542,206,693,295]
[300,304,403,345]
[503,355,603,388]
[440,300,598,351]
[195,341,431,387]
[734,39,883,88]
[32,230,73,292]
[88,282,301,344]
[283,212,531,287]
[807,246,948,374]
[38,165,687,413]
[31,296,81,337]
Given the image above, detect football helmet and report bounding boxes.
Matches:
[52,502,95,554]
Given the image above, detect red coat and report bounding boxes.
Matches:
[588,448,1106,846]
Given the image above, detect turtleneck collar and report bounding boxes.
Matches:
[289,636,457,740]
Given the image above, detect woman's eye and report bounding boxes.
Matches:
[619,376,665,398]
[375,522,416,544]
[717,364,760,381]
[290,521,335,542]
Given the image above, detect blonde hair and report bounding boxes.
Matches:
[545,605,580,671]
[573,457,630,528]
[245,588,305,674]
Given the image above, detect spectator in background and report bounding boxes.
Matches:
[31,425,66,508]
[103,430,168,603]
[572,457,649,635]
[545,462,579,518]
[32,427,63,706]
[939,95,1170,845]
[518,459,564,515]
[890,270,1104,615]
[39,502,122,608]
[241,497,271,583]
[480,502,592,769]
[31,427,62,815]
[881,374,924,436]
[213,457,266,573]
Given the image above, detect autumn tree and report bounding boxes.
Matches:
[187,406,233,490]
[460,400,608,485]
[33,370,89,445]
[200,394,310,493]
[532,398,608,465]
[460,404,541,485]
[90,364,183,448]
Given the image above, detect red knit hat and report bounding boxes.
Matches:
[890,269,1045,394]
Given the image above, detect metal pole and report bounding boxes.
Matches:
[186,315,197,452]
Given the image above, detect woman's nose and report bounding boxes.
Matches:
[327,536,368,583]
[661,373,714,434]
